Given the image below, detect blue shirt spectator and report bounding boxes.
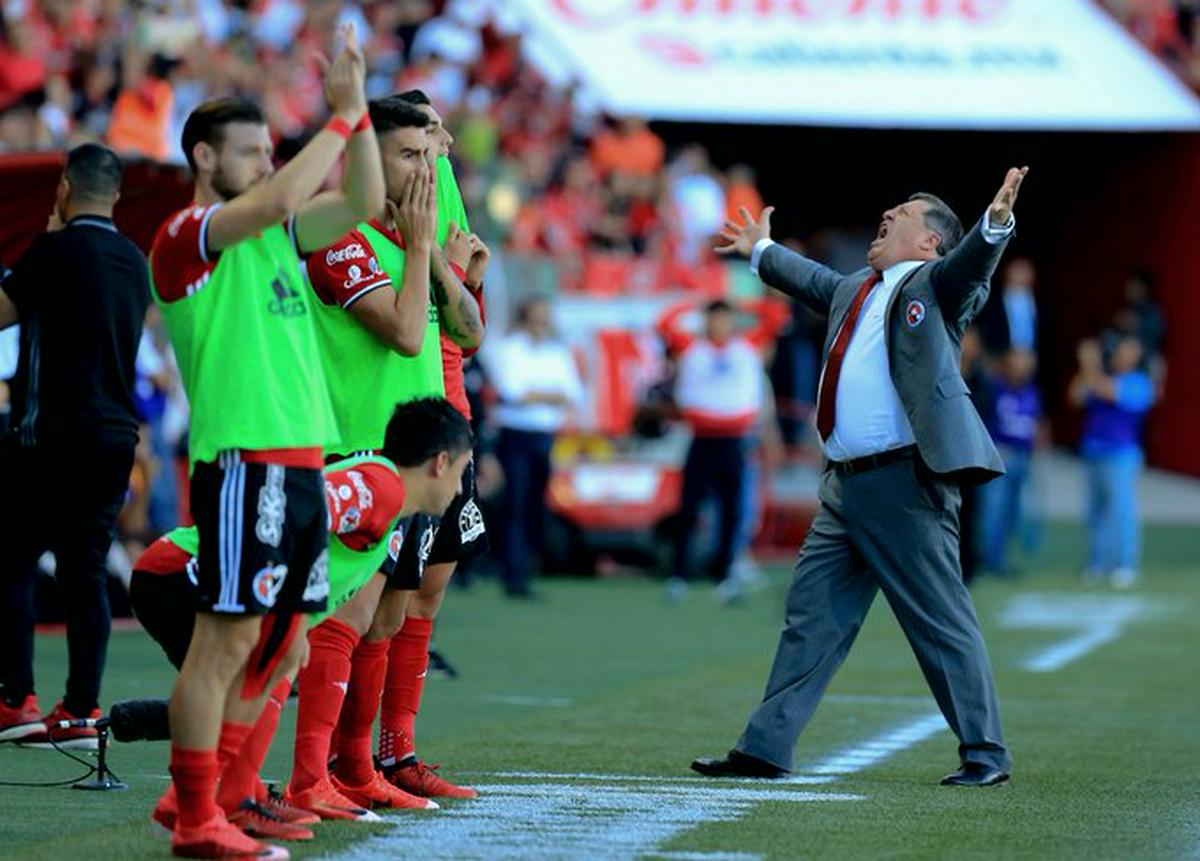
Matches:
[1080,371,1154,456]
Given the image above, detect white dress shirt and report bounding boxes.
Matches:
[750,211,1014,461]
[487,330,585,433]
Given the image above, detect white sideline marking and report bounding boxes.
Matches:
[469,770,837,786]
[329,781,860,861]
[805,712,948,776]
[1000,593,1147,673]
[481,694,574,707]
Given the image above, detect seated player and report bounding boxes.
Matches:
[130,398,472,839]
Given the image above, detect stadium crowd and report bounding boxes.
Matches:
[1102,0,1200,91]
[0,0,1172,597]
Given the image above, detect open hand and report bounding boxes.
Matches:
[988,166,1028,227]
[715,206,774,257]
[394,167,436,250]
[317,23,366,120]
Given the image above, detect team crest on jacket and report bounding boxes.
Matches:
[905,299,926,328]
[387,526,405,561]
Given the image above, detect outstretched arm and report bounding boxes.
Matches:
[716,206,841,314]
[207,24,375,254]
[929,167,1027,321]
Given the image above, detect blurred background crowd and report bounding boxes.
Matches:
[0,0,1191,605]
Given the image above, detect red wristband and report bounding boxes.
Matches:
[353,112,371,133]
[325,117,352,141]
[449,262,467,282]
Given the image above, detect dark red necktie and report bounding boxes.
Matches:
[816,271,882,441]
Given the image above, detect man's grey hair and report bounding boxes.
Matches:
[908,192,963,257]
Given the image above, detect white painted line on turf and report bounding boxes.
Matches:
[805,712,949,776]
[1000,593,1148,673]
[468,770,837,786]
[329,781,861,861]
[481,694,574,707]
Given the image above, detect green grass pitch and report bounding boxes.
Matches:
[1,521,1197,860]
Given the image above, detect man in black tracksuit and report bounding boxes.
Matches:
[0,143,150,745]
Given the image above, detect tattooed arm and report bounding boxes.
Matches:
[433,224,484,349]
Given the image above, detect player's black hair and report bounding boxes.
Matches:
[383,398,473,468]
[705,299,734,315]
[908,192,963,257]
[64,142,123,201]
[368,97,431,135]
[394,89,431,107]
[181,97,266,172]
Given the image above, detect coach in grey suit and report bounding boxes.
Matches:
[692,168,1028,787]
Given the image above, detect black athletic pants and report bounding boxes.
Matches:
[0,435,134,714]
[672,436,750,583]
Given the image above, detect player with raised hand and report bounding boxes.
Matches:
[147,22,383,860]
[373,89,490,802]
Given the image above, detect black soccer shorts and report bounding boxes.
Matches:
[190,456,329,615]
[427,456,489,566]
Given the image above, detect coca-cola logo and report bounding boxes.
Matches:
[326,243,366,265]
[551,0,1006,29]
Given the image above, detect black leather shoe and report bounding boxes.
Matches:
[940,762,1010,787]
[691,750,787,779]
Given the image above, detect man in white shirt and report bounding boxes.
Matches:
[486,295,584,598]
[692,168,1027,789]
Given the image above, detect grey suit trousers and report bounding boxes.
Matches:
[736,452,1009,771]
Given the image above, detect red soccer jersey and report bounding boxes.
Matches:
[440,272,485,420]
[304,227,392,309]
[322,461,407,551]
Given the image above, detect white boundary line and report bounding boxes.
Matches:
[1000,593,1148,673]
[805,712,948,776]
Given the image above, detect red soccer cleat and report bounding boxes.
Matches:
[333,770,439,810]
[386,760,478,799]
[0,693,44,743]
[284,776,383,822]
[153,782,180,832]
[255,787,320,827]
[18,701,101,750]
[171,813,288,859]
[227,800,314,842]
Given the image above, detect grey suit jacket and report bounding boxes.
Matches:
[759,220,1007,484]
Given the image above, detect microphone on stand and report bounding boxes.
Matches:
[57,699,171,743]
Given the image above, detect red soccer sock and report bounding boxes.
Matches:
[218,679,291,813]
[170,746,220,830]
[378,617,433,766]
[288,619,359,795]
[334,637,390,786]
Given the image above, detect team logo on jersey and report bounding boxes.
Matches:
[252,564,288,608]
[268,269,307,317]
[338,506,361,534]
[303,549,330,603]
[326,243,365,265]
[459,499,485,543]
[347,470,374,509]
[387,526,405,561]
[905,299,926,328]
[256,465,287,548]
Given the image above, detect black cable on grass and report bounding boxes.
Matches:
[0,734,118,787]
